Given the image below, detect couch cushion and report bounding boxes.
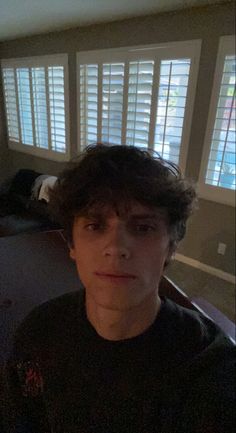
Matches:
[0,214,54,237]
[9,169,41,197]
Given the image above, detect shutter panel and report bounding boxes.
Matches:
[80,64,98,148]
[2,55,68,159]
[154,59,190,163]
[77,43,200,161]
[48,66,66,153]
[32,67,49,149]
[126,61,154,148]
[102,63,124,145]
[17,68,34,146]
[205,55,235,190]
[2,68,19,142]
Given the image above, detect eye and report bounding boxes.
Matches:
[84,222,103,231]
[135,224,156,233]
[84,219,108,232]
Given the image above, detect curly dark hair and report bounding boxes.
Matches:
[49,144,197,247]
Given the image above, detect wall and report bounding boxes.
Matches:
[178,198,235,275]
[0,2,235,274]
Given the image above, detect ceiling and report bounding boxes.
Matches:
[0,0,230,42]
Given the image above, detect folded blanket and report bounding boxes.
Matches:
[31,175,51,200]
[38,176,58,203]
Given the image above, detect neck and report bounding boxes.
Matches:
[85,292,161,341]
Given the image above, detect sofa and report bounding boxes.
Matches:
[0,169,61,237]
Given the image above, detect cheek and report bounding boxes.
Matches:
[69,244,92,273]
[141,242,170,271]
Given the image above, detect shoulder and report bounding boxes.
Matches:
[159,297,235,367]
[13,289,85,353]
[3,291,85,407]
[27,289,84,318]
[161,296,232,343]
[161,299,235,430]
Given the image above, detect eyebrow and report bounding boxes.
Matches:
[129,214,160,220]
[80,212,165,221]
[79,212,108,219]
[78,210,165,221]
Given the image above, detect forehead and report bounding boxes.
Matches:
[77,201,168,221]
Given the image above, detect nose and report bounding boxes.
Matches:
[102,225,131,260]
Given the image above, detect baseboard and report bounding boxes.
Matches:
[174,253,236,284]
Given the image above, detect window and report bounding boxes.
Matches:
[77,40,201,170]
[198,35,235,206]
[1,54,70,161]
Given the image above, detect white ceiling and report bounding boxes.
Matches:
[0,0,229,42]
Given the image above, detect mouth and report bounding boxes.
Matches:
[94,272,136,280]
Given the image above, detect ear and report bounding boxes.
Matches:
[164,244,176,269]
[69,245,76,260]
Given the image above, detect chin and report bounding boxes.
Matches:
[98,301,136,312]
[86,283,156,311]
[92,292,145,312]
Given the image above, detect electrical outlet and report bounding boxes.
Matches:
[217,243,227,255]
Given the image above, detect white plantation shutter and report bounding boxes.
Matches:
[199,36,235,206]
[32,68,48,149]
[1,55,69,160]
[126,61,154,147]
[79,63,125,146]
[205,55,235,189]
[77,41,200,169]
[80,64,98,145]
[2,68,19,142]
[17,68,34,146]
[102,63,124,145]
[48,66,66,153]
[155,59,190,164]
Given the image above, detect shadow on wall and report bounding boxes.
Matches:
[199,229,235,276]
[0,149,11,184]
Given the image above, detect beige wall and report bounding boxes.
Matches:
[178,198,235,275]
[0,2,235,274]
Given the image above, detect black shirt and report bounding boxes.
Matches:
[1,290,235,433]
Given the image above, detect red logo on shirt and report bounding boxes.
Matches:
[17,361,44,397]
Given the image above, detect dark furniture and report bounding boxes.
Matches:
[191,296,235,342]
[0,230,81,364]
[0,169,60,237]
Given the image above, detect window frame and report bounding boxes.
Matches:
[76,39,201,172]
[198,35,235,207]
[1,54,70,162]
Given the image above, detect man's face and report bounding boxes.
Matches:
[69,202,173,311]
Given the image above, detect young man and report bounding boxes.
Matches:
[2,145,235,433]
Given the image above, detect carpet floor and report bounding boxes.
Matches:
[165,260,235,323]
